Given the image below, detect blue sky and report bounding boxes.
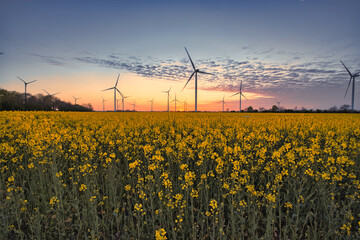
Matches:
[1,0,359,111]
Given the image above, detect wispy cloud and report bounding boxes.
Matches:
[29,53,70,67]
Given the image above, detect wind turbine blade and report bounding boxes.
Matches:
[230,92,240,97]
[340,60,352,76]
[28,80,37,84]
[182,71,195,91]
[198,71,214,75]
[102,87,114,91]
[116,88,124,98]
[17,76,26,84]
[168,87,172,92]
[184,47,196,70]
[115,73,120,87]
[344,76,352,98]
[240,80,242,91]
[241,93,248,100]
[52,92,60,96]
[43,89,51,95]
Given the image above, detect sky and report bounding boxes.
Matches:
[1,0,360,111]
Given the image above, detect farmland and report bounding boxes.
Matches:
[1,112,359,239]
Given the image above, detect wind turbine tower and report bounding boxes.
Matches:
[102,97,107,112]
[43,89,60,110]
[131,101,136,111]
[230,80,247,112]
[276,100,281,112]
[102,73,122,112]
[121,95,130,111]
[171,93,181,112]
[148,98,154,112]
[341,60,359,112]
[72,96,81,105]
[218,96,226,112]
[182,47,214,112]
[162,87,171,112]
[18,76,37,106]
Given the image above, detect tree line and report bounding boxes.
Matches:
[0,88,93,111]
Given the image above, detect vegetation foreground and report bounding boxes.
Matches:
[1,112,359,239]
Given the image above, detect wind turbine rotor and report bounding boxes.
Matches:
[43,89,51,96]
[197,70,213,75]
[115,73,120,87]
[340,60,352,76]
[344,76,353,98]
[184,47,196,70]
[230,92,240,97]
[182,71,195,91]
[17,76,26,84]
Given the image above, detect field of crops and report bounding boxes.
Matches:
[0,112,359,239]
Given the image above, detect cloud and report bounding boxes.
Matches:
[29,53,70,67]
[31,49,352,96]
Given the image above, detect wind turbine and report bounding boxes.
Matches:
[275,100,281,112]
[171,93,181,112]
[162,87,171,112]
[341,60,359,112]
[102,97,107,112]
[72,96,81,105]
[218,95,227,112]
[182,47,214,112]
[116,99,120,111]
[18,76,37,106]
[230,80,247,112]
[148,98,154,112]
[43,89,60,110]
[131,101,136,111]
[121,95,130,111]
[183,100,187,112]
[102,73,122,112]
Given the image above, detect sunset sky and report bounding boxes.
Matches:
[1,0,359,111]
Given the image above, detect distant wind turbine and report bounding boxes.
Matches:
[148,98,154,112]
[131,101,136,111]
[102,73,122,112]
[275,100,281,111]
[43,89,60,110]
[230,80,247,112]
[171,93,181,112]
[341,60,359,112]
[162,87,171,112]
[121,95,130,111]
[183,100,187,112]
[72,96,81,105]
[116,99,120,111]
[182,47,214,112]
[18,76,37,106]
[102,97,107,112]
[218,95,227,112]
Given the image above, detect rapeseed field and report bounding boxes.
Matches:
[0,112,359,239]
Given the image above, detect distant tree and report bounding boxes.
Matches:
[259,107,265,112]
[246,106,254,112]
[271,105,278,112]
[339,104,350,112]
[328,106,338,112]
